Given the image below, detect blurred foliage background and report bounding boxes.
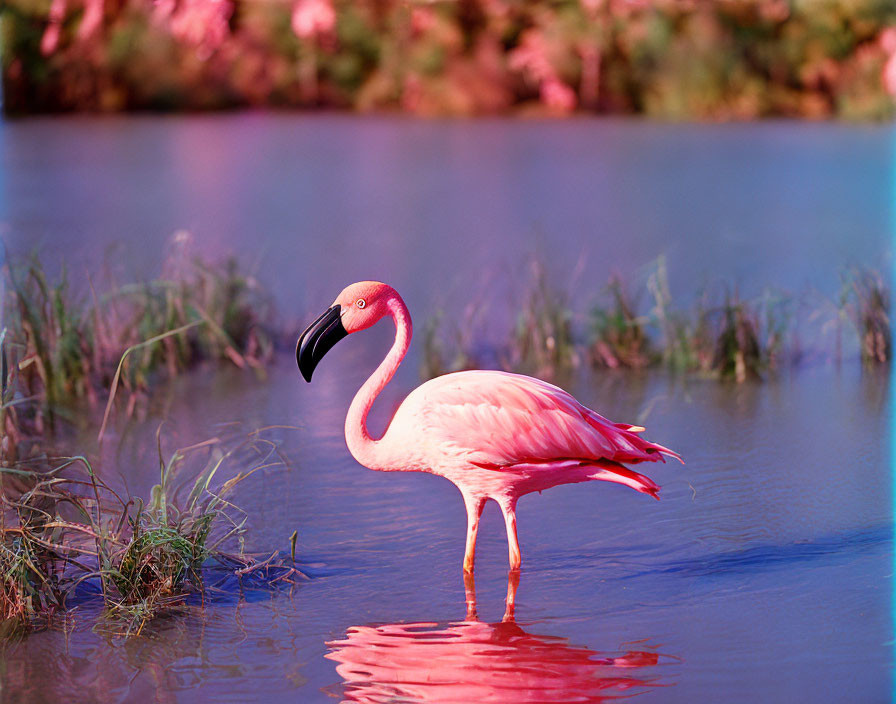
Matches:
[2,0,896,118]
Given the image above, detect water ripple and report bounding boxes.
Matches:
[621,524,892,580]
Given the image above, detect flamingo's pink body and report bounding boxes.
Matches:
[298,281,680,572]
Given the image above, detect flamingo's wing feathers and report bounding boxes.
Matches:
[417,371,679,468]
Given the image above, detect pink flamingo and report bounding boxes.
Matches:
[297,281,680,572]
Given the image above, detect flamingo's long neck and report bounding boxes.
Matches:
[345,296,412,471]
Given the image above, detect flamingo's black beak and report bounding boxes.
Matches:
[296,305,347,382]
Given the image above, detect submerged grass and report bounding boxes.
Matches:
[0,429,301,636]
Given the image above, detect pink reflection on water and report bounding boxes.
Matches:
[326,573,670,704]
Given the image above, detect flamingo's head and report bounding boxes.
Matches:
[296,281,399,382]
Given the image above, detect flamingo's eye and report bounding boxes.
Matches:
[356,298,366,309]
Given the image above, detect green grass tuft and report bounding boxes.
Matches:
[0,429,300,637]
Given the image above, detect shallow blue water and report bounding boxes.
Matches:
[0,116,892,703]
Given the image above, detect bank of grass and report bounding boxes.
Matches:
[421,259,890,383]
[0,429,301,636]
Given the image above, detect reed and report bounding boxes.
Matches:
[6,260,93,415]
[420,303,484,380]
[646,258,712,373]
[421,257,887,383]
[1,237,274,438]
[847,268,891,365]
[590,277,654,370]
[708,295,763,383]
[507,259,579,379]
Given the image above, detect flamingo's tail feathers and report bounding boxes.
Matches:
[583,410,681,464]
[648,442,684,464]
[587,461,661,500]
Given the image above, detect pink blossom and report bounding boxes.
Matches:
[169,0,232,57]
[540,77,577,112]
[884,55,896,99]
[759,0,789,23]
[882,28,896,98]
[40,0,67,55]
[510,30,576,112]
[509,31,553,84]
[410,7,436,35]
[76,0,104,40]
[880,27,896,54]
[40,23,61,55]
[291,0,335,40]
[152,0,176,25]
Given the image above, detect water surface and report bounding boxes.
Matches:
[0,116,892,703]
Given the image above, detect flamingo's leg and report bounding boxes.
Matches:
[463,570,478,621]
[462,493,487,574]
[498,498,521,571]
[503,569,520,622]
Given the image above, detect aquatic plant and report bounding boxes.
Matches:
[6,260,94,415]
[661,287,793,383]
[422,257,885,383]
[0,457,107,625]
[646,258,797,381]
[1,238,274,438]
[128,236,274,377]
[810,268,891,366]
[0,430,300,636]
[709,295,763,383]
[646,258,712,373]
[846,268,891,365]
[506,259,579,379]
[420,302,485,380]
[0,332,29,463]
[590,277,654,370]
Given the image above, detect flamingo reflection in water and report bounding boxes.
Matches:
[325,572,672,704]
